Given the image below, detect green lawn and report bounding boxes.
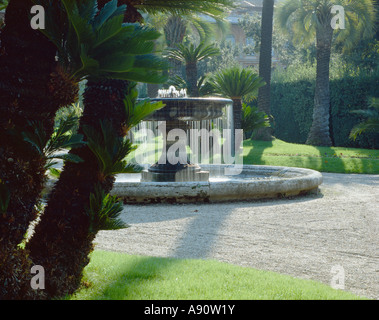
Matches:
[129,137,379,174]
[243,139,379,174]
[69,250,367,300]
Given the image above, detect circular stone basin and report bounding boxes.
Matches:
[145,97,232,121]
[111,165,323,203]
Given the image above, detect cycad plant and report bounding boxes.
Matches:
[276,0,376,146]
[349,98,379,141]
[207,66,265,131]
[242,103,271,140]
[0,0,76,300]
[26,1,166,298]
[166,41,221,96]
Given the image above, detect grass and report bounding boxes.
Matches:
[243,139,379,174]
[69,250,367,300]
[128,136,379,174]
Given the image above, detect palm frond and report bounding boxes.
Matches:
[276,0,376,48]
[36,0,168,84]
[207,66,265,99]
[83,120,141,177]
[123,85,165,131]
[22,110,86,170]
[242,103,270,139]
[165,41,220,63]
[136,0,234,19]
[85,184,128,235]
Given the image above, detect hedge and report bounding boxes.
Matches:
[270,73,379,149]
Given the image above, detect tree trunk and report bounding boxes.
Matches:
[186,61,199,97]
[164,15,186,78]
[254,0,274,141]
[27,79,129,298]
[27,2,142,298]
[306,25,333,146]
[0,0,76,300]
[232,98,243,132]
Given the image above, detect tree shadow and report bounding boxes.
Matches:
[244,139,274,165]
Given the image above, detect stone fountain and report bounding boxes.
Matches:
[109,87,323,203]
[140,86,232,183]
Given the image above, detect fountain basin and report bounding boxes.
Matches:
[146,97,232,121]
[111,165,323,203]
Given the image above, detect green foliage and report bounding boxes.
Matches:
[38,0,168,83]
[201,40,242,74]
[242,103,270,140]
[83,120,139,177]
[123,84,165,132]
[270,64,379,148]
[276,0,376,50]
[22,109,85,171]
[0,0,8,10]
[165,41,221,64]
[207,66,265,99]
[350,98,379,140]
[133,0,234,18]
[85,185,128,235]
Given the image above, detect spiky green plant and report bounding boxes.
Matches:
[86,184,128,235]
[207,66,265,131]
[242,103,271,140]
[349,98,379,141]
[22,112,85,171]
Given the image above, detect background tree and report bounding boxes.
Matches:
[255,0,275,141]
[277,0,376,146]
[207,66,265,131]
[166,41,221,96]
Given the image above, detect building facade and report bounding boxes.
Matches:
[227,0,279,68]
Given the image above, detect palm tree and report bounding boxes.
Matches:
[276,0,376,146]
[26,0,167,298]
[166,41,221,96]
[349,98,379,141]
[0,0,77,299]
[207,66,265,132]
[255,0,275,141]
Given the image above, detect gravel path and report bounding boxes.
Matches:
[94,173,379,299]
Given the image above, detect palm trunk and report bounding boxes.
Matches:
[254,0,274,141]
[186,61,199,97]
[0,0,76,300]
[232,98,243,132]
[164,15,186,78]
[306,25,333,146]
[27,79,128,298]
[27,2,143,298]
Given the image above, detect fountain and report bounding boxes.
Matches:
[140,86,232,183]
[110,87,323,203]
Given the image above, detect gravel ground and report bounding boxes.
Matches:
[94,173,379,300]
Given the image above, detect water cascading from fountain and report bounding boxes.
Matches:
[131,87,234,182]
